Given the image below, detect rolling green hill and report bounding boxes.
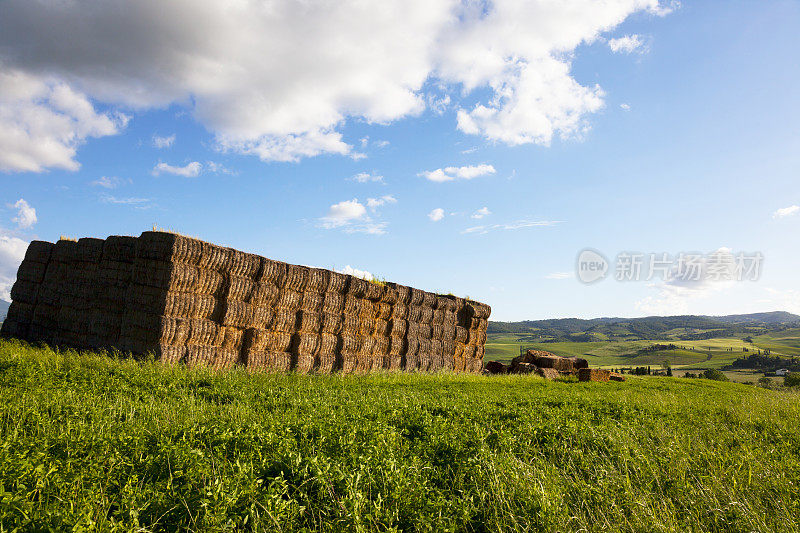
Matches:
[488,311,799,342]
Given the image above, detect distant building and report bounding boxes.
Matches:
[776,369,789,376]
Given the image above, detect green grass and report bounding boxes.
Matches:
[1,339,800,532]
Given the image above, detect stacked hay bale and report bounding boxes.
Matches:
[1,231,491,374]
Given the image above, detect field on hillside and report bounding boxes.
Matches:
[1,340,799,532]
[486,330,800,374]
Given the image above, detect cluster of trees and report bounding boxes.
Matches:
[683,369,729,381]
[726,353,800,373]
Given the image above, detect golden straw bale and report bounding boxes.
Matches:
[375,302,391,320]
[319,333,338,355]
[442,324,456,341]
[432,309,445,325]
[185,345,215,367]
[227,275,257,301]
[163,292,194,317]
[316,354,337,374]
[420,291,435,308]
[293,333,320,358]
[137,232,201,264]
[389,319,407,337]
[373,318,389,337]
[408,288,423,306]
[389,335,405,356]
[327,271,349,294]
[455,326,468,344]
[229,251,261,278]
[221,300,253,328]
[407,305,422,322]
[343,295,362,315]
[468,301,492,320]
[245,351,271,370]
[215,326,244,350]
[301,291,323,313]
[272,352,293,372]
[390,302,407,319]
[157,345,186,365]
[381,286,399,305]
[420,307,434,324]
[297,311,322,333]
[250,282,279,307]
[196,269,226,296]
[468,329,487,346]
[269,331,293,352]
[251,305,274,330]
[259,259,287,285]
[431,324,443,340]
[212,348,240,370]
[306,268,329,293]
[364,282,383,301]
[187,319,219,345]
[347,277,368,298]
[386,283,410,304]
[418,323,433,339]
[322,292,344,313]
[321,312,343,334]
[276,288,302,310]
[283,264,308,291]
[198,241,229,271]
[272,308,298,332]
[242,328,270,352]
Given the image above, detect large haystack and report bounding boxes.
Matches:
[1,232,490,373]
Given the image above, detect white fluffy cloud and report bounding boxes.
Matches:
[471,206,491,219]
[91,176,129,189]
[0,0,670,169]
[350,172,385,184]
[419,164,496,183]
[153,134,175,149]
[608,34,646,54]
[0,235,28,301]
[773,205,799,219]
[9,199,37,229]
[0,69,126,172]
[428,208,445,222]
[336,265,375,281]
[319,198,389,234]
[152,161,202,178]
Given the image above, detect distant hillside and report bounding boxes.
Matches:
[0,300,9,322]
[488,311,800,342]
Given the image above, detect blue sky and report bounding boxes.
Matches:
[1,1,799,321]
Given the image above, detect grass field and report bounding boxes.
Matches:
[486,331,800,373]
[1,339,800,531]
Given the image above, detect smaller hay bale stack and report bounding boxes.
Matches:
[578,368,611,382]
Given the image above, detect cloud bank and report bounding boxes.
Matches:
[0,0,670,171]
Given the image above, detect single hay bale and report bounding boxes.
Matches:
[468,329,487,346]
[102,236,137,263]
[389,335,405,356]
[163,292,194,317]
[196,269,226,296]
[316,354,337,374]
[229,251,261,278]
[132,260,199,292]
[226,275,257,301]
[245,351,271,370]
[417,323,433,339]
[157,344,186,365]
[373,336,390,357]
[272,352,293,372]
[432,308,445,325]
[187,319,219,346]
[276,289,302,310]
[259,259,287,285]
[306,268,329,293]
[341,354,358,374]
[322,292,344,313]
[138,232,202,264]
[76,237,105,264]
[387,283,411,304]
[467,301,491,320]
[407,305,422,322]
[610,372,625,382]
[347,277,368,298]
[297,311,322,333]
[269,331,293,352]
[272,308,298,332]
[343,295,362,315]
[16,259,49,284]
[358,317,376,337]
[373,318,389,337]
[283,264,308,291]
[536,367,560,380]
[198,241,229,271]
[24,240,54,264]
[215,326,244,350]
[485,361,507,374]
[341,314,360,336]
[381,286,399,305]
[250,282,279,307]
[420,291,436,308]
[389,319,407,337]
[185,345,215,367]
[213,348,240,369]
[390,302,407,319]
[454,326,468,344]
[300,291,323,313]
[431,324,443,340]
[339,335,361,357]
[364,282,383,301]
[419,307,434,323]
[321,312,343,334]
[221,300,254,328]
[578,368,611,382]
[376,302,391,320]
[442,324,456,341]
[10,279,40,304]
[327,271,349,294]
[242,327,270,352]
[319,332,338,355]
